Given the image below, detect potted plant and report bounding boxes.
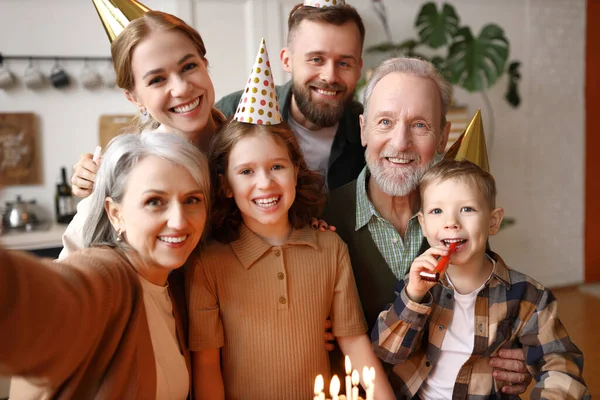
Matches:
[364,1,521,107]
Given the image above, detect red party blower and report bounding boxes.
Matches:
[419,242,458,282]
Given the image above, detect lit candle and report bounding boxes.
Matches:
[314,374,324,400]
[330,375,341,400]
[351,370,360,400]
[345,355,352,399]
[366,367,375,400]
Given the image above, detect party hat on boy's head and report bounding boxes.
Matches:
[303,0,345,7]
[92,0,151,43]
[443,109,490,172]
[233,39,282,125]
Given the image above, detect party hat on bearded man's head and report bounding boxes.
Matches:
[233,39,282,125]
[303,0,345,8]
[443,109,490,172]
[92,0,151,43]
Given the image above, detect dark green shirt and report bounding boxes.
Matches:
[215,81,365,190]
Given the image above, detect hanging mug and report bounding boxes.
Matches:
[102,64,117,89]
[49,62,70,89]
[0,63,16,89]
[80,60,102,90]
[23,59,46,89]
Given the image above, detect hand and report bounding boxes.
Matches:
[489,348,532,395]
[406,245,449,303]
[71,153,101,198]
[310,218,336,232]
[324,318,335,352]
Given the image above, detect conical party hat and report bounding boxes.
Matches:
[303,0,345,7]
[444,109,489,172]
[92,0,151,43]
[233,39,282,125]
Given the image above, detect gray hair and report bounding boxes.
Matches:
[82,132,210,248]
[362,57,453,127]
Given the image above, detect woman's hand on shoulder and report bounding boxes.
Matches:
[310,217,336,232]
[71,153,101,198]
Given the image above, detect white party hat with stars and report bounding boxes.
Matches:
[303,0,345,8]
[233,39,282,125]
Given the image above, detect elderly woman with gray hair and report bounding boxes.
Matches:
[0,131,210,399]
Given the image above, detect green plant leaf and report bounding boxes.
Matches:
[445,24,509,92]
[415,2,460,49]
[365,39,419,55]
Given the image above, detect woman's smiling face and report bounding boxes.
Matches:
[126,29,215,141]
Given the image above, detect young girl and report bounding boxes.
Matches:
[187,118,394,400]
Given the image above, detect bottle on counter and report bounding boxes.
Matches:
[55,166,76,224]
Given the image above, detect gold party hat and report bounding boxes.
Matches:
[233,39,282,125]
[444,109,489,172]
[303,0,345,7]
[92,0,151,43]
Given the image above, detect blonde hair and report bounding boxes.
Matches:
[111,11,208,132]
[209,120,326,243]
[420,160,496,209]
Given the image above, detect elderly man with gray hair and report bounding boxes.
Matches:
[324,57,532,395]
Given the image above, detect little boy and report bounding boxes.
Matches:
[372,160,589,399]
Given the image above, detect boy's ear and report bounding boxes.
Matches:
[489,207,504,235]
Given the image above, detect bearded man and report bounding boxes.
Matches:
[215,3,366,190]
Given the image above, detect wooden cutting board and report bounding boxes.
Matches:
[98,114,136,149]
[0,112,41,186]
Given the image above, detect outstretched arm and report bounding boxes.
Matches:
[0,248,130,384]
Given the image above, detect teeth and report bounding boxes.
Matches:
[254,196,279,207]
[387,157,412,164]
[172,98,200,113]
[442,239,464,246]
[159,235,187,244]
[314,88,337,96]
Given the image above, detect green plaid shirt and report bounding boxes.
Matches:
[355,167,423,279]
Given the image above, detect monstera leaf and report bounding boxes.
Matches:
[444,24,509,92]
[366,39,420,55]
[415,2,460,49]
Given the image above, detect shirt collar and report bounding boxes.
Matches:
[355,166,419,231]
[439,251,512,289]
[230,223,319,270]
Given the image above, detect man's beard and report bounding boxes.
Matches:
[366,149,433,197]
[291,79,353,128]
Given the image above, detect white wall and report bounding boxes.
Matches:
[0,0,586,290]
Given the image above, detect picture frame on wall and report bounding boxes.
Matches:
[0,112,42,186]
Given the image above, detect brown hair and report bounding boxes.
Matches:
[287,4,365,50]
[209,120,326,243]
[420,160,497,209]
[111,11,208,132]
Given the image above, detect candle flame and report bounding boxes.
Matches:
[351,369,360,386]
[369,366,376,382]
[345,355,352,374]
[330,375,341,396]
[362,366,370,385]
[314,374,324,394]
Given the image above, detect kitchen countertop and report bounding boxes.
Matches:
[0,223,66,250]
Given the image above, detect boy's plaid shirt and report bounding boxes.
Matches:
[371,252,590,400]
